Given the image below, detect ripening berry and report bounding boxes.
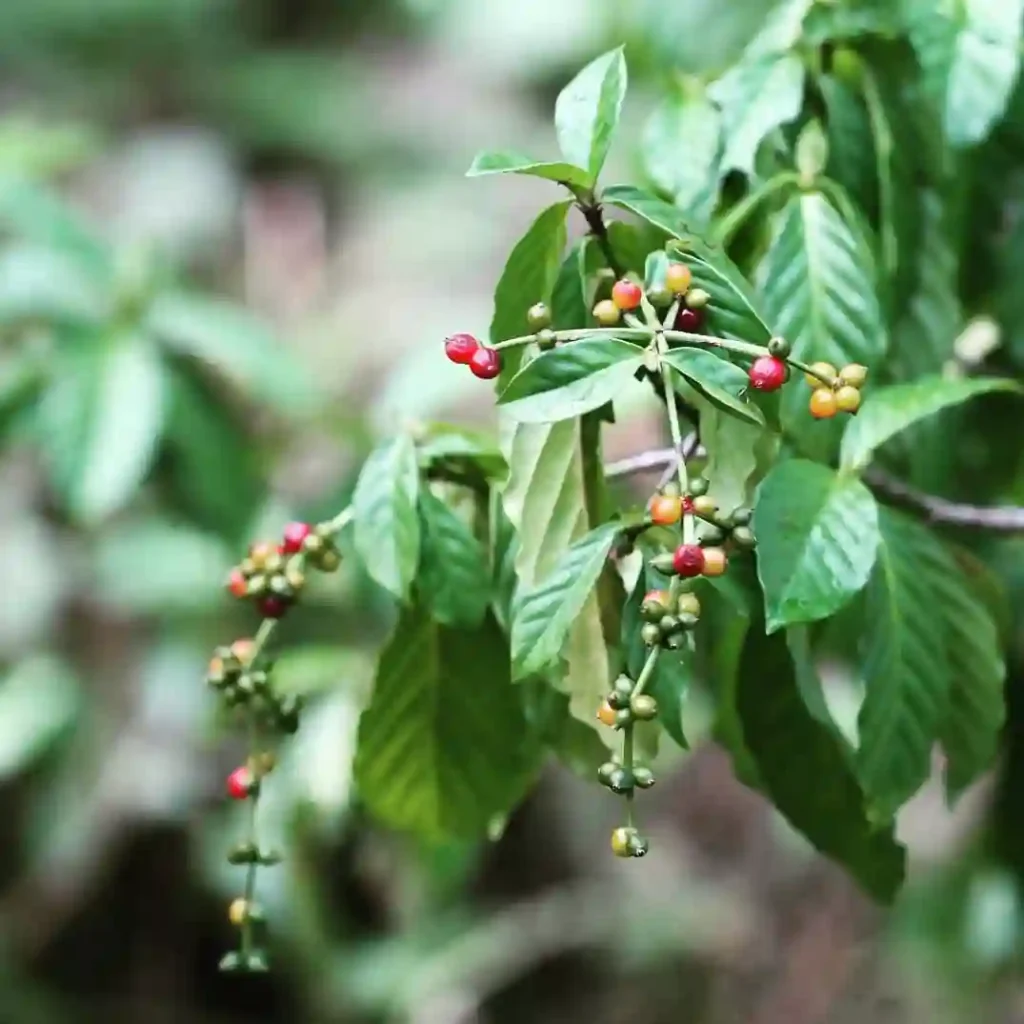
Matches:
[809,388,839,419]
[227,569,248,599]
[673,543,706,577]
[444,333,480,364]
[702,547,728,577]
[665,262,692,294]
[686,288,710,309]
[804,362,837,387]
[227,767,252,800]
[526,302,551,331]
[611,279,643,311]
[677,592,701,618]
[596,700,617,727]
[248,542,276,571]
[231,638,256,664]
[839,363,868,388]
[649,494,682,526]
[593,299,621,326]
[835,385,862,413]
[692,495,717,519]
[281,521,312,554]
[674,306,705,332]
[640,590,670,622]
[748,355,788,392]
[469,346,502,379]
[611,827,635,858]
[228,898,249,926]
[259,596,289,619]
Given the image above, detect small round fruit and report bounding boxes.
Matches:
[536,328,556,350]
[281,521,311,554]
[731,526,757,550]
[227,569,248,599]
[248,542,275,570]
[673,543,706,578]
[228,898,249,926]
[685,288,710,309]
[615,707,633,728]
[527,302,551,331]
[627,832,650,858]
[259,596,289,619]
[689,476,709,498]
[748,355,788,392]
[649,552,678,575]
[767,336,791,358]
[630,694,658,720]
[804,361,837,387]
[640,590,669,622]
[649,494,682,526]
[641,622,662,646]
[665,262,692,294]
[674,306,705,332]
[702,547,728,577]
[611,827,636,858]
[677,610,700,630]
[593,299,621,326]
[633,767,655,789]
[444,333,479,365]
[231,638,256,665]
[318,549,342,572]
[835,384,862,413]
[839,363,868,388]
[597,761,617,786]
[646,284,672,307]
[692,494,718,519]
[608,766,634,793]
[701,524,727,546]
[832,46,864,87]
[596,700,617,727]
[614,675,635,699]
[226,767,252,800]
[659,614,680,637]
[676,592,701,618]
[611,279,643,311]
[469,347,502,380]
[730,507,752,527]
[809,388,839,419]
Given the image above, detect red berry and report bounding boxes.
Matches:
[748,355,788,392]
[674,306,705,332]
[444,333,480,364]
[682,495,695,515]
[259,596,289,619]
[672,543,706,578]
[469,347,502,380]
[227,767,252,800]
[611,279,643,311]
[227,569,248,599]
[281,521,312,554]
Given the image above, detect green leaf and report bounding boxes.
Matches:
[701,403,777,516]
[757,189,886,456]
[352,435,421,601]
[354,608,535,841]
[707,55,806,177]
[735,626,906,903]
[602,183,695,239]
[490,201,571,379]
[840,376,1021,473]
[551,239,595,330]
[554,46,628,182]
[498,338,645,423]
[856,509,956,818]
[663,348,765,426]
[38,332,166,523]
[820,75,877,222]
[511,523,620,679]
[417,424,506,481]
[466,150,593,189]
[752,459,879,632]
[905,0,1024,148]
[417,491,491,628]
[0,243,108,326]
[0,356,43,442]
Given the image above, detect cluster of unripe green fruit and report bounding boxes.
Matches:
[208,640,304,734]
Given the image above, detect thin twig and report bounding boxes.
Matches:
[576,196,622,277]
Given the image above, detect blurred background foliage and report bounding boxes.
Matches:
[2,0,1023,1021]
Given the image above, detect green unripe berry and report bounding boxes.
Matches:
[677,611,700,631]
[614,675,635,699]
[633,767,655,789]
[649,552,677,575]
[659,614,680,636]
[317,548,342,572]
[627,832,650,858]
[536,328,556,350]
[630,694,658,720]
[597,761,618,786]
[640,622,663,646]
[692,495,718,519]
[732,525,757,550]
[676,592,701,618]
[767,336,791,358]
[701,525,728,546]
[685,287,710,309]
[646,284,672,307]
[246,574,268,596]
[527,302,551,330]
[689,476,710,497]
[615,707,633,729]
[608,766,634,794]
[269,573,291,596]
[730,507,753,527]
[607,689,629,710]
[640,596,668,622]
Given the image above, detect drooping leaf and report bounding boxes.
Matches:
[0,243,108,327]
[354,607,536,841]
[840,376,1022,472]
[735,626,906,903]
[700,402,777,516]
[352,435,420,601]
[905,0,1024,148]
[820,75,877,221]
[856,509,957,818]
[752,459,880,632]
[663,348,765,426]
[37,332,166,523]
[551,240,593,330]
[554,46,628,182]
[466,150,593,189]
[708,55,806,178]
[511,523,620,679]
[417,491,491,628]
[498,337,645,423]
[417,424,506,481]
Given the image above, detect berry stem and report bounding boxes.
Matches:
[491,326,650,352]
[240,714,261,959]
[661,330,767,361]
[658,357,696,547]
[630,646,661,701]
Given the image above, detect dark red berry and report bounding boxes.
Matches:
[469,347,502,380]
[281,521,312,554]
[444,333,480,364]
[227,568,248,599]
[227,767,252,800]
[674,306,705,332]
[672,543,706,577]
[259,596,289,618]
[748,355,788,392]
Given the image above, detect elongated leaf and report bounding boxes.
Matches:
[841,376,1021,472]
[511,523,620,678]
[603,183,696,240]
[554,47,627,181]
[753,459,879,632]
[417,491,490,628]
[38,332,166,523]
[498,338,644,423]
[354,608,535,840]
[146,292,312,413]
[352,435,420,601]
[736,627,906,903]
[663,348,765,426]
[820,75,877,221]
[466,150,593,188]
[856,510,957,817]
[701,403,777,516]
[708,55,806,177]
[551,240,590,330]
[906,0,1024,148]
[490,201,571,380]
[0,244,108,326]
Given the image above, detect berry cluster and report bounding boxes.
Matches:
[593,262,710,335]
[207,642,304,734]
[444,332,503,379]
[803,361,869,419]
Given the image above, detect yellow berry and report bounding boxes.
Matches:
[701,547,728,577]
[809,388,839,419]
[676,592,701,618]
[593,299,621,326]
[804,362,837,388]
[228,898,249,926]
[610,827,634,858]
[839,363,868,388]
[665,262,692,295]
[692,495,718,519]
[835,385,862,414]
[596,701,617,727]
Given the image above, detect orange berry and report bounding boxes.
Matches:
[593,299,621,326]
[231,638,256,665]
[649,494,682,525]
[227,569,248,598]
[701,547,728,577]
[611,279,643,311]
[597,700,617,727]
[809,388,839,419]
[835,385,862,413]
[804,362,837,388]
[665,262,692,295]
